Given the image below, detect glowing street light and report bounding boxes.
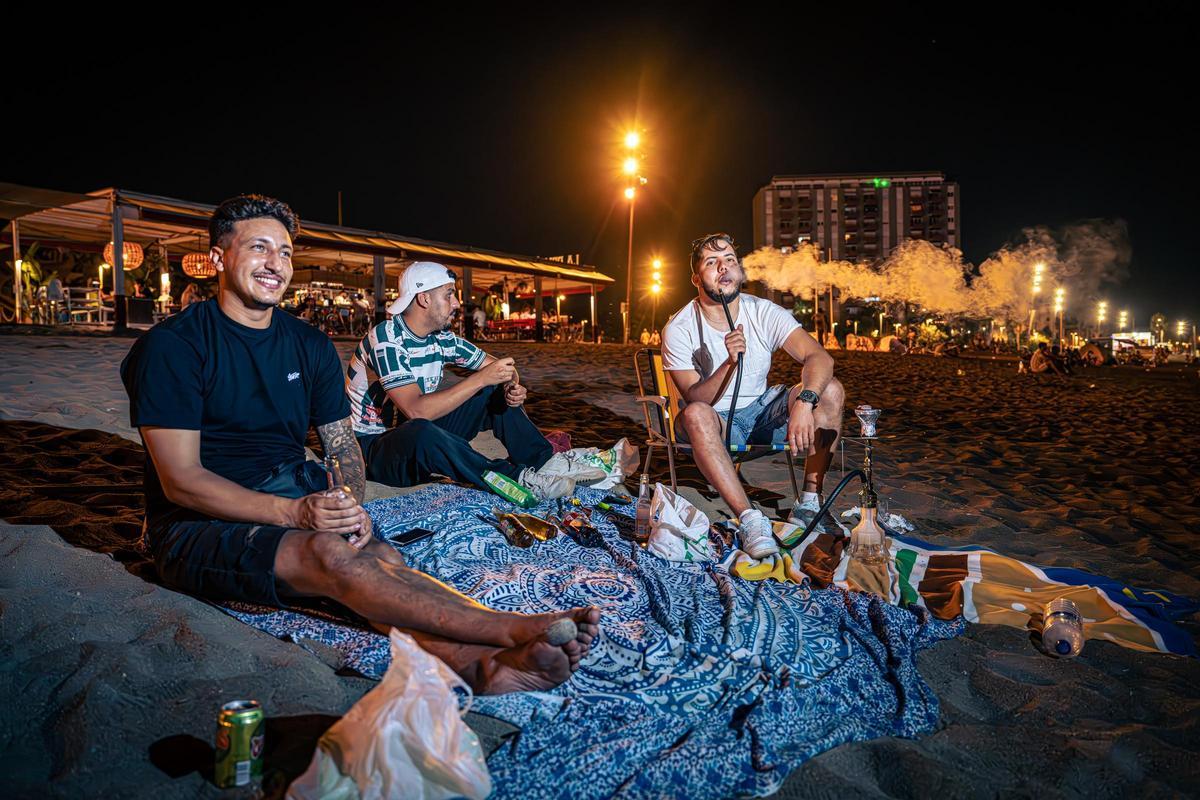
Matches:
[1118,310,1128,332]
[621,128,646,344]
[648,256,665,332]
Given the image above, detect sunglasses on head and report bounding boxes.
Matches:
[690,233,737,271]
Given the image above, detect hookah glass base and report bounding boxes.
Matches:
[847,504,888,564]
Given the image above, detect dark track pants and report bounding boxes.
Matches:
[357,384,552,490]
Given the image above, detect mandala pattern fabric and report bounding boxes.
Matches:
[224,484,962,798]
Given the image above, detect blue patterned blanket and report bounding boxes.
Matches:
[224,484,962,798]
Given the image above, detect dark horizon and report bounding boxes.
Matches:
[4,10,1195,331]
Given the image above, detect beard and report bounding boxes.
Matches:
[703,278,744,304]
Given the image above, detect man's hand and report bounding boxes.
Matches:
[504,381,528,406]
[346,510,373,550]
[787,401,816,455]
[725,325,746,366]
[290,491,368,535]
[477,357,516,386]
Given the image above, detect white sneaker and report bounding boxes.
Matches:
[536,449,607,482]
[518,467,576,501]
[738,509,779,559]
[787,499,827,534]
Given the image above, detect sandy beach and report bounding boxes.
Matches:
[1,331,1198,798]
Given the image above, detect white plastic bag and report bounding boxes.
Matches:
[287,629,491,800]
[646,482,714,563]
[576,438,641,491]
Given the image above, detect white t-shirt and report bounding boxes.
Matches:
[661,294,801,412]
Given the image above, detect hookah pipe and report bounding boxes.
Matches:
[715,286,883,561]
[718,291,743,453]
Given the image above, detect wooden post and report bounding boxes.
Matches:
[10,219,21,323]
[373,253,385,324]
[462,266,473,306]
[534,276,544,342]
[828,284,834,338]
[111,196,128,333]
[590,283,598,343]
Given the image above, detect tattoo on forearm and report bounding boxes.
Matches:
[318,417,367,501]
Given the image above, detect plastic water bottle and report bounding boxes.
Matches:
[634,474,652,544]
[1042,598,1084,658]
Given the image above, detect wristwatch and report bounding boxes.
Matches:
[796,389,820,409]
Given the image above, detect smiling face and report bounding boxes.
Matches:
[692,237,745,303]
[212,217,294,315]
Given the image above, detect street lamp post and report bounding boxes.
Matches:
[1097,301,1107,339]
[1054,287,1065,348]
[622,132,646,345]
[1023,261,1045,349]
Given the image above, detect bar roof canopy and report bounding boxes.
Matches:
[4,185,613,297]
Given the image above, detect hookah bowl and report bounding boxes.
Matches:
[854,405,881,438]
[847,407,888,564]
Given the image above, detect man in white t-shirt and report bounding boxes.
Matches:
[661,233,844,559]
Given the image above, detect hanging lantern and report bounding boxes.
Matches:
[103,241,144,271]
[182,252,217,278]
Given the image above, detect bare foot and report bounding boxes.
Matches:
[478,607,601,694]
[482,629,587,694]
[514,606,601,654]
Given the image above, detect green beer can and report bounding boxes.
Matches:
[215,700,265,789]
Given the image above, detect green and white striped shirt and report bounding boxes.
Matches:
[346,316,486,435]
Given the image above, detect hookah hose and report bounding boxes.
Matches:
[718,292,743,452]
[797,468,866,539]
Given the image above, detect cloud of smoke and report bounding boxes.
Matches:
[742,220,1130,319]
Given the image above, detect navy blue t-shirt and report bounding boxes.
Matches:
[120,299,349,526]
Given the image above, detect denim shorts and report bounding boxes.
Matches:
[145,459,328,607]
[675,384,791,447]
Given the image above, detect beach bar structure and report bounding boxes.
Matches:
[2,184,614,340]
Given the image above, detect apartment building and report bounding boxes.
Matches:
[752,172,960,261]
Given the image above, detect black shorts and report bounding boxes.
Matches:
[145,459,328,607]
[149,519,293,607]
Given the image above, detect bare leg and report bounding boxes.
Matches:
[789,377,844,495]
[275,531,601,691]
[361,536,408,568]
[678,402,752,516]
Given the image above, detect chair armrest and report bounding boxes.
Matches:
[635,395,667,408]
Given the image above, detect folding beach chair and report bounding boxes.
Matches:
[633,348,801,504]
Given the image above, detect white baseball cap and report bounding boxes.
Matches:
[387,262,457,316]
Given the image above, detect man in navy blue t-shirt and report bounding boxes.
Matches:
[121,194,597,694]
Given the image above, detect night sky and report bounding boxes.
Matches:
[7,10,1194,331]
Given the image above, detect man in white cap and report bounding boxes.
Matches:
[346,262,594,500]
